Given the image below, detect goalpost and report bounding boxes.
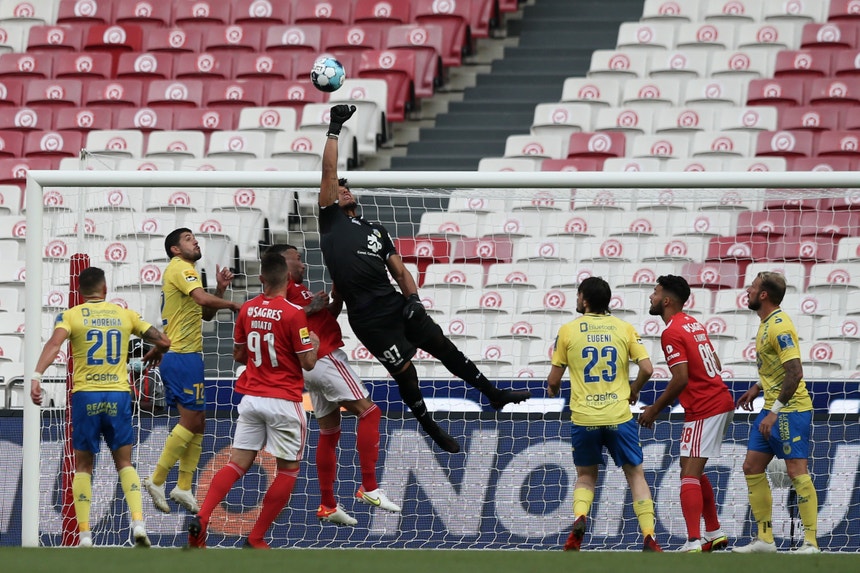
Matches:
[17,168,860,550]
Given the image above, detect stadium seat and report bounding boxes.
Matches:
[0,52,51,78]
[767,237,837,263]
[172,1,230,26]
[293,0,352,24]
[674,21,736,51]
[736,21,798,51]
[204,79,265,107]
[356,49,415,123]
[83,24,144,55]
[647,50,710,79]
[504,133,566,162]
[395,237,450,276]
[490,313,556,342]
[417,211,482,239]
[329,77,388,152]
[0,157,49,185]
[230,0,291,26]
[701,313,758,341]
[672,210,737,236]
[778,105,841,132]
[53,106,111,133]
[682,261,742,289]
[616,21,677,51]
[270,130,335,170]
[716,106,778,133]
[27,24,85,52]
[684,77,747,106]
[84,79,143,107]
[207,130,267,159]
[23,130,82,159]
[142,28,203,53]
[144,130,206,159]
[115,52,173,79]
[588,50,649,79]
[630,134,690,161]
[561,79,622,110]
[567,131,626,159]
[805,340,855,372]
[653,107,715,135]
[180,157,240,172]
[0,0,54,25]
[0,106,49,132]
[116,158,175,172]
[262,24,322,54]
[22,79,81,108]
[113,107,173,132]
[506,189,573,212]
[174,52,233,80]
[56,0,113,25]
[51,52,111,79]
[765,0,827,22]
[413,0,471,67]
[233,52,293,80]
[747,77,805,107]
[774,49,832,78]
[662,157,722,172]
[831,49,860,76]
[484,261,552,291]
[447,190,506,213]
[704,0,764,22]
[809,77,860,107]
[516,288,576,316]
[641,0,702,22]
[736,209,799,238]
[755,129,815,158]
[691,130,754,158]
[744,261,807,292]
[385,24,443,96]
[817,130,860,157]
[477,157,539,171]
[0,22,28,53]
[145,79,204,108]
[202,24,263,53]
[801,211,860,239]
[542,157,604,171]
[712,287,752,313]
[422,263,484,291]
[113,0,172,27]
[807,262,860,305]
[0,184,20,214]
[578,236,643,263]
[621,78,684,108]
[478,211,546,239]
[353,0,410,24]
[836,237,860,261]
[800,21,859,49]
[238,106,297,132]
[144,187,208,213]
[708,48,773,78]
[322,23,385,54]
[532,102,593,137]
[842,106,860,129]
[762,188,821,210]
[84,129,144,158]
[509,236,580,264]
[640,235,713,262]
[788,156,853,171]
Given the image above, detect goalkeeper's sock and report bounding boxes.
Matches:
[177,433,204,490]
[699,474,721,532]
[572,487,594,518]
[249,468,298,544]
[72,472,92,532]
[633,498,656,538]
[680,476,703,540]
[745,473,774,543]
[357,404,381,492]
[792,474,819,547]
[392,364,429,419]
[433,339,497,397]
[118,466,144,522]
[151,424,194,485]
[317,426,340,508]
[198,462,245,522]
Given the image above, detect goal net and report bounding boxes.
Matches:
[6,165,860,551]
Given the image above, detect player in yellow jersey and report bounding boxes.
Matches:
[546,277,661,552]
[29,266,170,547]
[144,228,242,515]
[734,272,819,554]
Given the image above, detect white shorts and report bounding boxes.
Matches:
[232,395,308,462]
[304,348,370,418]
[679,410,734,459]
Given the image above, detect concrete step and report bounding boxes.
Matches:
[417,126,526,141]
[462,84,563,102]
[474,73,572,87]
[433,111,534,128]
[404,140,507,156]
[389,156,486,170]
[447,101,538,114]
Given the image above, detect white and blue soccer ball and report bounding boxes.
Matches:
[311,56,346,93]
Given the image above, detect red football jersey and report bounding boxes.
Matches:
[234,294,313,402]
[286,280,343,358]
[661,313,734,421]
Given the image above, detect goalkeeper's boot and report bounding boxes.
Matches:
[701,529,729,552]
[489,389,532,411]
[170,486,200,513]
[243,537,271,549]
[317,504,358,526]
[643,535,663,552]
[143,477,170,514]
[187,515,207,548]
[677,538,702,552]
[131,521,151,548]
[418,417,461,453]
[563,516,586,551]
[356,487,402,513]
[792,542,821,554]
[78,531,93,548]
[732,538,776,553]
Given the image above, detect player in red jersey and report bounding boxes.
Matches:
[266,244,401,526]
[187,252,319,548]
[640,275,735,553]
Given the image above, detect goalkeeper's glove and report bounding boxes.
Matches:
[328,104,357,136]
[403,293,426,321]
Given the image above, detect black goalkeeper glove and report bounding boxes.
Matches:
[403,293,426,321]
[328,104,357,136]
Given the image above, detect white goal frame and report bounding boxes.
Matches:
[20,168,860,547]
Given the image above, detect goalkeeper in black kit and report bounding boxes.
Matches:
[317,105,531,453]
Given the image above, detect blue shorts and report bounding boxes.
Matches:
[71,391,134,453]
[159,352,206,411]
[570,419,644,468]
[748,409,811,459]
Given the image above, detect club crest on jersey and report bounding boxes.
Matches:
[183,269,198,282]
[299,327,311,345]
[777,332,794,349]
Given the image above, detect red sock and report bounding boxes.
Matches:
[680,476,703,540]
[198,462,245,522]
[317,427,340,508]
[700,474,721,532]
[357,404,381,492]
[249,468,298,544]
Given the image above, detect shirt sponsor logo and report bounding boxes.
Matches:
[300,327,311,345]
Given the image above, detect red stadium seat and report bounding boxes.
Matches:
[145,79,204,108]
[842,107,860,130]
[452,237,514,265]
[763,189,821,210]
[0,53,51,78]
[829,0,860,21]
[800,22,860,49]
[0,79,24,106]
[172,1,231,27]
[0,131,23,157]
[385,25,444,99]
[84,24,144,53]
[357,50,415,122]
[230,0,291,25]
[706,237,767,264]
[755,130,815,158]
[56,0,113,25]
[175,108,238,133]
[414,0,471,67]
[682,262,743,289]
[142,28,203,53]
[23,130,83,159]
[395,237,450,277]
[25,79,83,107]
[202,25,263,53]
[113,107,173,132]
[773,49,832,78]
[354,0,410,24]
[233,53,292,80]
[799,211,860,238]
[263,24,323,54]
[27,25,85,52]
[778,106,841,132]
[0,157,51,185]
[736,210,800,238]
[264,79,327,111]
[767,238,837,263]
[203,79,265,107]
[817,130,860,157]
[53,52,113,79]
[84,79,143,107]
[293,0,352,25]
[174,52,233,79]
[0,107,51,132]
[115,52,174,79]
[53,107,113,132]
[788,156,854,171]
[809,77,860,107]
[114,0,172,27]
[567,132,626,159]
[747,78,806,107]
[832,49,860,77]
[322,24,385,54]
[820,188,860,209]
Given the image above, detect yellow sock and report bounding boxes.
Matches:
[118,466,144,522]
[572,488,594,518]
[72,472,92,532]
[633,498,655,538]
[151,424,194,485]
[177,433,204,490]
[745,473,774,543]
[792,474,819,547]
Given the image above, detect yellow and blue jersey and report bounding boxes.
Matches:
[55,301,152,393]
[552,313,650,426]
[161,256,203,353]
[755,308,813,413]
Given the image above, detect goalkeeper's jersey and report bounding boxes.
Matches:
[161,257,203,353]
[755,308,813,412]
[55,300,152,393]
[552,313,650,426]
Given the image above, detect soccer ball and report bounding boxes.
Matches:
[311,56,346,92]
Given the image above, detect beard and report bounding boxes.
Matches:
[339,199,358,212]
[647,303,661,316]
[575,302,585,314]
[190,250,202,261]
[747,297,761,311]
